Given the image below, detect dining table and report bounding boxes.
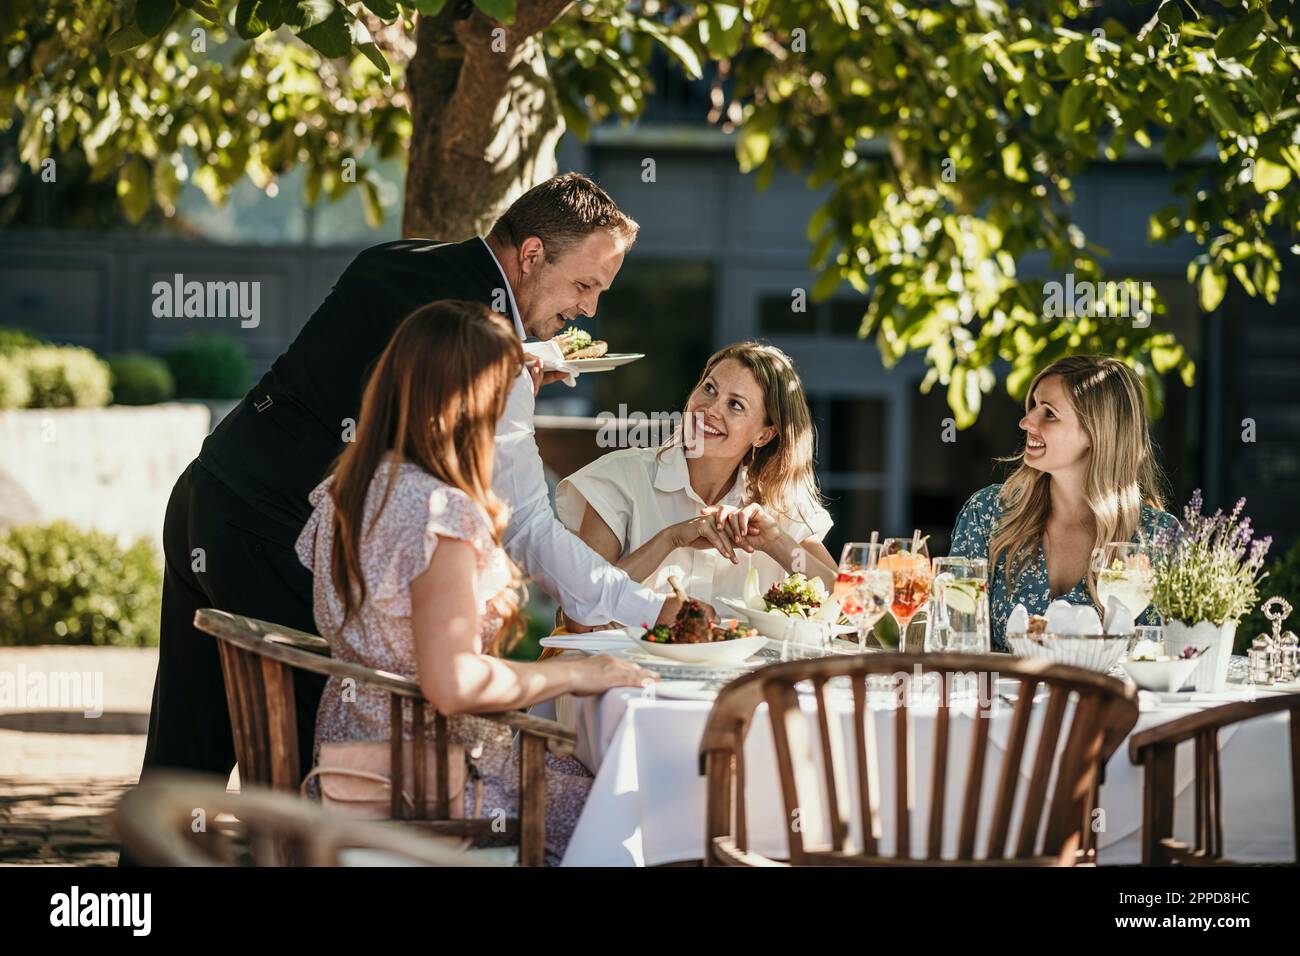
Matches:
[532,635,1298,867]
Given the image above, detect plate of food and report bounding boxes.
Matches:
[554,327,644,373]
[629,586,767,665]
[717,570,856,645]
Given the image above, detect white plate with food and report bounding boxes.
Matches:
[566,352,645,373]
[627,624,767,665]
[718,599,856,643]
[717,571,854,645]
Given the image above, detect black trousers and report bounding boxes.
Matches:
[139,460,326,786]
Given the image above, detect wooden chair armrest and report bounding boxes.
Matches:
[481,710,577,755]
[264,631,330,654]
[1129,694,1300,763]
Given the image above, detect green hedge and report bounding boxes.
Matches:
[0,521,162,647]
[20,346,113,408]
[0,327,112,409]
[109,353,176,405]
[166,334,250,399]
[0,327,47,356]
[0,355,31,408]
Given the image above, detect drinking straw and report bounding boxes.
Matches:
[911,529,921,552]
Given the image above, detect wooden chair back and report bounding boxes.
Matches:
[699,653,1138,866]
[116,771,500,867]
[196,608,576,866]
[1128,693,1300,864]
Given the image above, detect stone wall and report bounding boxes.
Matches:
[0,404,212,548]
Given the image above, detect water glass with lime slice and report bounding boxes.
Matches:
[924,557,990,653]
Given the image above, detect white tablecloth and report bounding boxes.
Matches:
[547,676,1296,866]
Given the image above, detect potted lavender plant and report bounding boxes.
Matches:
[1151,491,1271,692]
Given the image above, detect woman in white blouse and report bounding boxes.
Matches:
[556,342,836,621]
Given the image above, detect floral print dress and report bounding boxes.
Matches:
[949,483,1180,651]
[295,456,592,865]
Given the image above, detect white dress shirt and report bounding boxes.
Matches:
[555,445,834,606]
[480,238,665,627]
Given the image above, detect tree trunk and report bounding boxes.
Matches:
[402,1,573,240]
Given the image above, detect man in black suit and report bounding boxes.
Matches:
[139,173,687,794]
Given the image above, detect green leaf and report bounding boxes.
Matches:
[361,176,384,228]
[236,0,273,38]
[736,125,770,173]
[635,18,702,80]
[1157,0,1183,29]
[356,42,390,75]
[408,0,449,13]
[1059,82,1087,132]
[1199,84,1240,134]
[472,0,515,24]
[297,5,352,58]
[1198,264,1227,312]
[1001,141,1029,182]
[136,0,176,36]
[190,0,222,23]
[117,157,152,224]
[284,0,335,29]
[1214,10,1265,60]
[812,266,842,301]
[107,22,150,54]
[1059,39,1086,78]
[1253,157,1292,192]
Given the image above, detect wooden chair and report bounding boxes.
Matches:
[1129,693,1300,865]
[195,608,576,866]
[699,653,1139,866]
[116,771,498,867]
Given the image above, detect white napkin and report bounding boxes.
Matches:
[1045,598,1103,635]
[522,340,579,387]
[1102,596,1136,635]
[1006,603,1029,635]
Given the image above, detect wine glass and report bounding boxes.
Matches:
[836,542,894,652]
[1090,541,1155,620]
[880,537,933,643]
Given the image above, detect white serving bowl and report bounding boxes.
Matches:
[624,626,768,665]
[1005,632,1130,673]
[716,597,854,647]
[1121,656,1202,693]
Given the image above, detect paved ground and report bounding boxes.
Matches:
[0,647,156,866]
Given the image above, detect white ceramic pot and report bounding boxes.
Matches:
[1162,619,1237,692]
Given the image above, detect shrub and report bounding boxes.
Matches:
[18,345,112,408]
[109,353,176,405]
[0,521,163,647]
[0,355,31,409]
[1236,539,1300,654]
[165,334,251,399]
[0,327,47,356]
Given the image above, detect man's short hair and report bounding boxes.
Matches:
[488,172,639,261]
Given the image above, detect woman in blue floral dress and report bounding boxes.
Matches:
[950,356,1179,651]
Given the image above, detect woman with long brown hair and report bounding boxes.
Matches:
[949,355,1179,650]
[556,342,836,615]
[294,300,652,862]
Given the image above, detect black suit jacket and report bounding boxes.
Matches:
[198,237,513,546]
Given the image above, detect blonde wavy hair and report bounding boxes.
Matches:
[660,341,823,521]
[988,355,1168,604]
